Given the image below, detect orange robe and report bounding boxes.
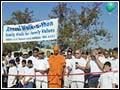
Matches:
[48,54,66,88]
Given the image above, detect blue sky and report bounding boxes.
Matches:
[2,1,118,49]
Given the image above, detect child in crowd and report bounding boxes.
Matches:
[97,61,115,88]
[18,60,27,88]
[7,60,17,88]
[23,60,35,88]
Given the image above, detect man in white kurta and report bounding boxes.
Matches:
[34,52,49,88]
[64,51,73,88]
[26,48,39,67]
[70,50,86,88]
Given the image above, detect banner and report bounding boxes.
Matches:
[3,18,58,43]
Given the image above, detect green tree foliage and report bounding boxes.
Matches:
[49,2,112,50]
[3,8,37,51]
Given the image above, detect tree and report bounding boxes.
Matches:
[48,2,112,51]
[3,8,38,51]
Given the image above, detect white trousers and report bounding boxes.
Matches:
[36,80,48,88]
[64,76,72,88]
[71,81,84,88]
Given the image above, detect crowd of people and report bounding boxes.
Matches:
[2,46,118,88]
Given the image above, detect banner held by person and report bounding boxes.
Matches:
[3,18,58,43]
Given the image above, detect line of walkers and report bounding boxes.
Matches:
[2,46,118,88]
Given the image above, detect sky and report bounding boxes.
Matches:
[1,1,119,49]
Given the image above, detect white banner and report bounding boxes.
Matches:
[3,18,58,43]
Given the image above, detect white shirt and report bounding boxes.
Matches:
[19,56,23,65]
[16,64,21,73]
[98,56,109,64]
[24,67,35,82]
[26,56,38,68]
[19,66,27,75]
[34,59,49,82]
[105,57,113,61]
[90,59,102,73]
[98,72,114,88]
[90,56,108,73]
[6,55,14,62]
[110,59,118,71]
[65,58,73,74]
[19,56,23,60]
[8,66,17,87]
[18,66,28,84]
[70,57,87,82]
[110,59,118,85]
[72,55,75,59]
[6,56,14,67]
[44,57,49,61]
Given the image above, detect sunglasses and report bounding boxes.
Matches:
[98,52,102,54]
[75,53,79,54]
[67,54,72,55]
[33,51,38,53]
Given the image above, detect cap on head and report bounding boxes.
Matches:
[53,45,60,51]
[39,50,44,54]
[23,51,28,55]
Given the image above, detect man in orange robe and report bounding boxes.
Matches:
[48,45,66,88]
